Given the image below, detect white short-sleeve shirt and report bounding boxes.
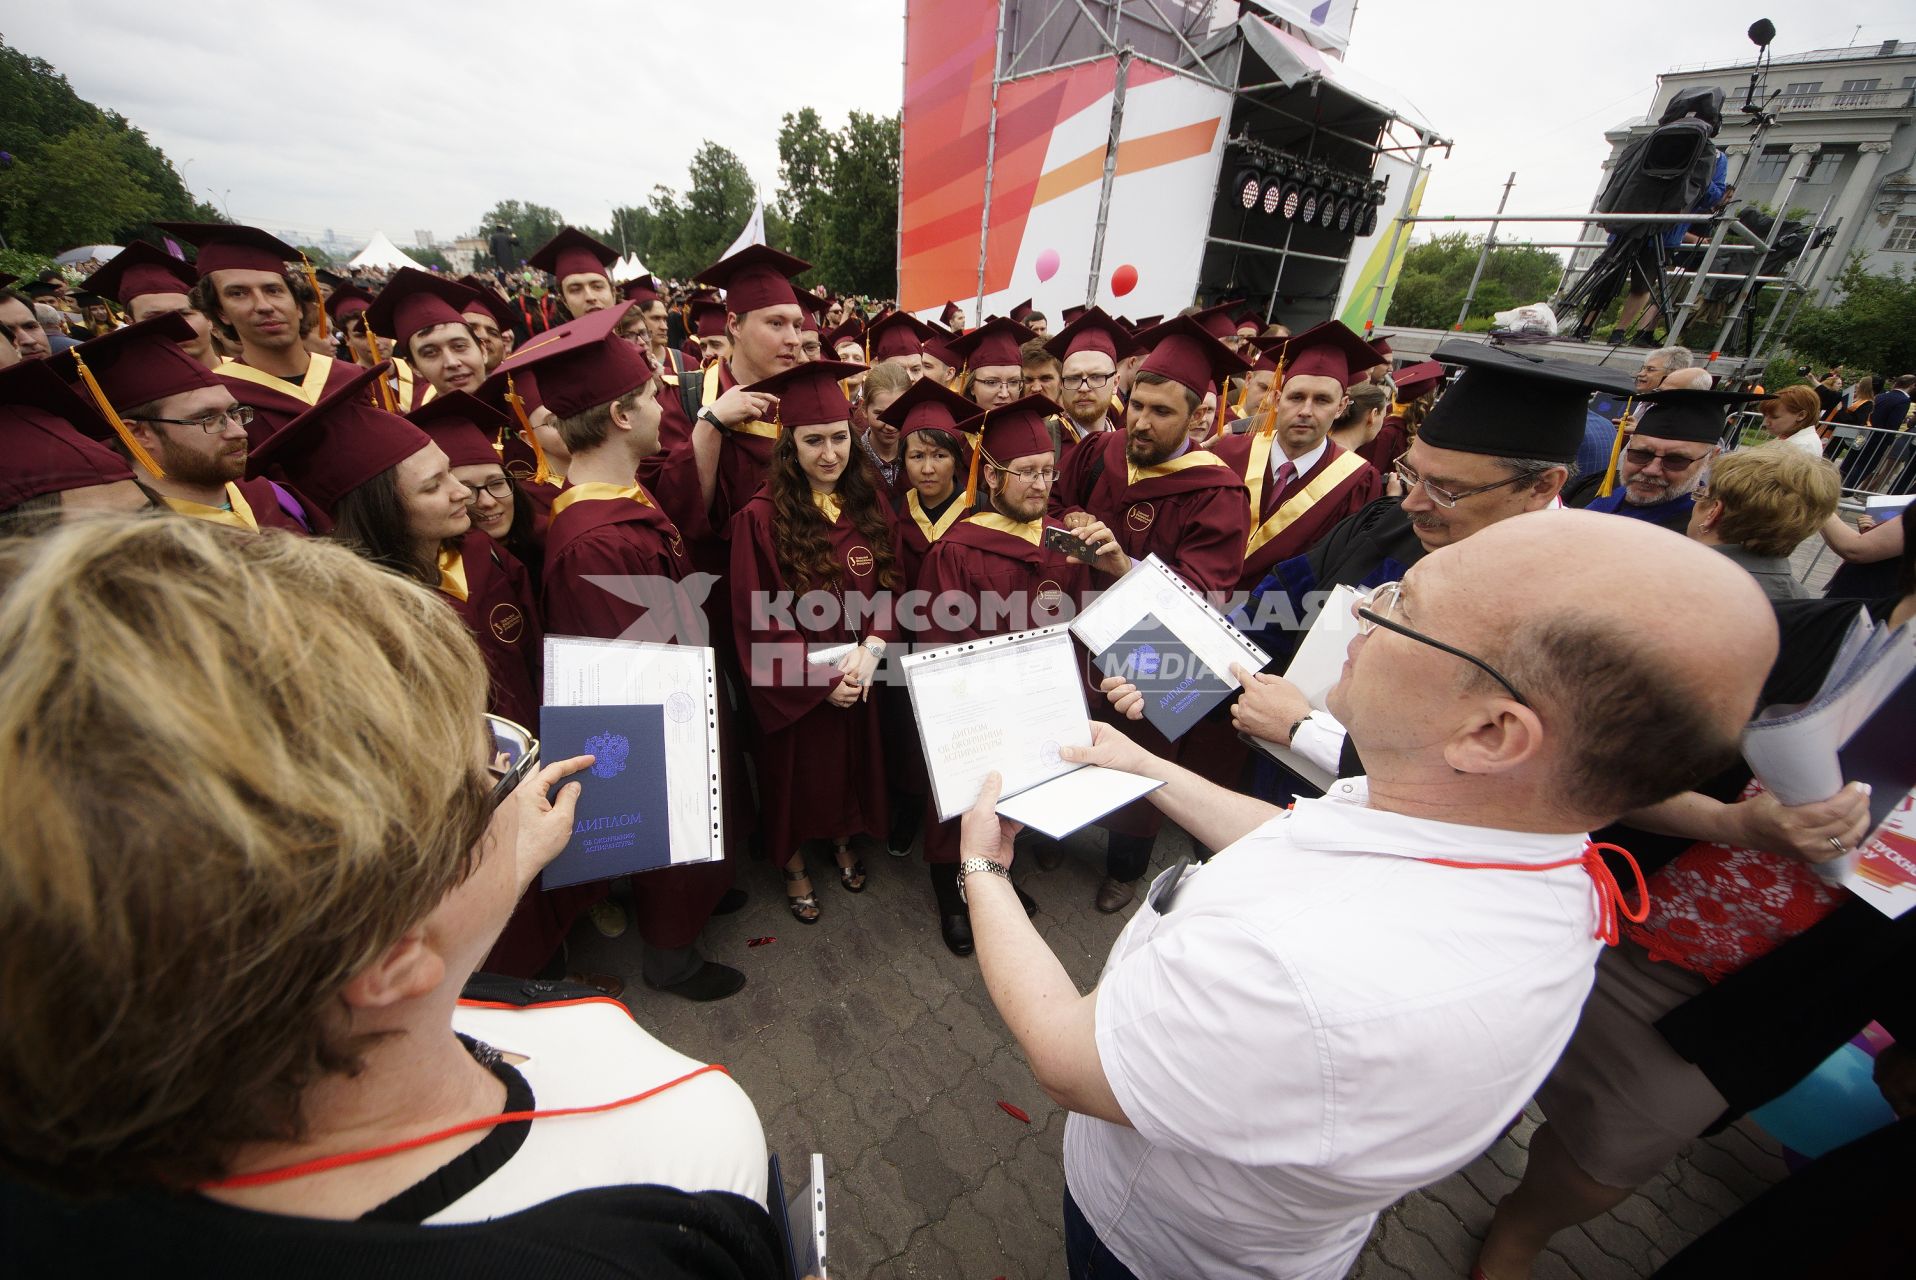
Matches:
[432,998,768,1223]
[1064,781,1606,1280]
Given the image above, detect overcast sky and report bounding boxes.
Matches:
[6,0,1901,251]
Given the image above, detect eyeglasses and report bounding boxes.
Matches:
[1063,371,1115,390]
[1355,582,1530,706]
[134,404,256,433]
[465,477,515,502]
[1622,446,1708,472]
[1000,465,1059,485]
[484,714,539,816]
[1391,460,1543,510]
[971,375,1024,395]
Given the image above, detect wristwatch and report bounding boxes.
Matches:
[1285,714,1312,745]
[697,407,723,429]
[956,857,1009,905]
[862,639,885,659]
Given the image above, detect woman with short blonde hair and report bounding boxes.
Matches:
[1687,446,1840,599]
[0,515,774,1274]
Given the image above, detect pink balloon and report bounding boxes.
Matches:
[1111,263,1138,297]
[1035,248,1060,283]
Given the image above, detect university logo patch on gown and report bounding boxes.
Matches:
[1126,502,1155,531]
[490,601,526,644]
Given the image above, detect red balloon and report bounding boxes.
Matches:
[1110,263,1138,297]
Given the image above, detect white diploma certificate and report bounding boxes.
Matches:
[1241,584,1363,793]
[903,625,1162,837]
[543,635,724,866]
[1071,554,1268,685]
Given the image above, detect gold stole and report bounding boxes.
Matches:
[163,482,259,531]
[214,353,340,406]
[908,490,966,543]
[963,511,1041,545]
[703,363,779,440]
[1126,448,1229,486]
[436,545,469,602]
[812,491,843,522]
[1242,437,1367,556]
[550,481,652,517]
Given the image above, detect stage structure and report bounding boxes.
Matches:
[899,1,1450,333]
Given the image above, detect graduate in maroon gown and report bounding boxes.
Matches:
[413,393,548,594]
[155,222,363,444]
[883,376,978,587]
[1361,359,1443,475]
[0,360,152,529]
[727,360,900,925]
[913,395,1123,955]
[81,239,219,370]
[51,314,314,534]
[1049,315,1254,913]
[949,316,1038,415]
[479,359,566,542]
[498,303,746,1003]
[1041,307,1139,465]
[363,268,490,409]
[624,275,698,496]
[1208,321,1383,590]
[854,360,914,503]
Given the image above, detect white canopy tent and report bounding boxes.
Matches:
[349,231,425,271]
[612,252,651,282]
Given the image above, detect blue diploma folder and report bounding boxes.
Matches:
[538,704,673,887]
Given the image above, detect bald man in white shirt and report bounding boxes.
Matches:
[957,510,1778,1280]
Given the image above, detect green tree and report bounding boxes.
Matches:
[477,200,566,257]
[816,111,900,298]
[1783,256,1916,378]
[4,120,160,249]
[407,244,453,272]
[1384,232,1565,330]
[776,107,833,269]
[295,244,336,269]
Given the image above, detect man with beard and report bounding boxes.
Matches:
[1223,344,1613,785]
[1209,322,1383,590]
[52,315,311,533]
[363,268,490,408]
[526,227,620,321]
[159,223,361,444]
[1051,315,1252,912]
[1566,387,1759,531]
[83,242,218,370]
[1041,308,1135,460]
[687,296,731,365]
[949,317,1037,412]
[916,395,1125,951]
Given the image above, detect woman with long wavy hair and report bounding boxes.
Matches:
[727,361,902,924]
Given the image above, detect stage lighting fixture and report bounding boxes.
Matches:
[1262,182,1282,215]
[1299,186,1321,224]
[1336,198,1355,231]
[1236,169,1262,211]
[1280,181,1303,220]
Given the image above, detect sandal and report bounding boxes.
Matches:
[784,865,821,924]
[834,842,867,894]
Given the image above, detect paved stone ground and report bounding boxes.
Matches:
[562,524,1850,1278]
[569,820,1791,1280]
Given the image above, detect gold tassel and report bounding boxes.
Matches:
[962,409,988,507]
[1596,395,1635,498]
[1258,356,1286,437]
[360,323,398,412]
[72,352,166,479]
[505,373,551,485]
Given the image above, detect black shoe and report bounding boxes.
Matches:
[645,961,746,1002]
[711,888,748,916]
[940,912,974,957]
[1016,885,1038,918]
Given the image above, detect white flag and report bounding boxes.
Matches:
[721,197,767,261]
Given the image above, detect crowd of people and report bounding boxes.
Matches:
[0,217,1910,1279]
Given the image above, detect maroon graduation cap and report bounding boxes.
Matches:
[152,222,300,278]
[456,276,519,332]
[491,302,654,419]
[946,317,1037,371]
[1042,307,1137,363]
[1392,360,1445,401]
[407,391,511,470]
[742,359,864,428]
[325,284,376,324]
[1273,321,1381,388]
[0,359,136,506]
[865,311,936,362]
[364,268,485,352]
[246,362,433,515]
[84,242,197,305]
[696,244,812,316]
[877,375,978,446]
[527,227,619,281]
[1131,316,1250,396]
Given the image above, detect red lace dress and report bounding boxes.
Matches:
[1625,780,1847,983]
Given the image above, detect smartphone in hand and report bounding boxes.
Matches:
[1043,524,1100,563]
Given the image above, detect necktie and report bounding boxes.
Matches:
[1270,461,1296,516]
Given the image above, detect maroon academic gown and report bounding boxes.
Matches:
[1051,429,1250,838]
[233,476,315,534]
[1206,435,1381,588]
[1359,415,1410,474]
[215,353,363,448]
[636,347,698,497]
[727,491,897,865]
[913,512,1095,861]
[538,484,735,954]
